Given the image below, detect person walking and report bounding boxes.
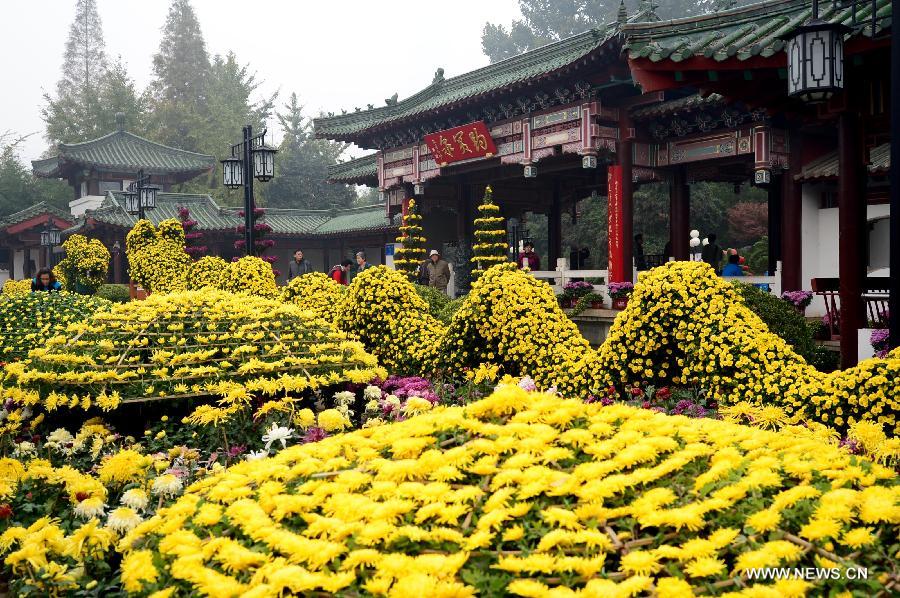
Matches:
[287,249,312,281]
[31,268,62,292]
[355,251,371,273]
[328,259,353,285]
[634,234,648,271]
[425,249,451,295]
[517,241,540,270]
[701,233,723,275]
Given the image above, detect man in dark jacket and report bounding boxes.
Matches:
[426,250,451,295]
[287,249,312,281]
[701,233,723,275]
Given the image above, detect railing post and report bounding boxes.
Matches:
[557,257,569,289]
[774,260,782,297]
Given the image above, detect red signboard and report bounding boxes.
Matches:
[607,164,625,282]
[424,121,497,166]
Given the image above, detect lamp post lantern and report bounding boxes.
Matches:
[125,170,158,221]
[783,0,850,103]
[40,215,60,268]
[222,125,278,256]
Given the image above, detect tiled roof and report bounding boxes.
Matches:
[313,26,617,142]
[1,202,74,228]
[623,0,891,63]
[73,192,394,237]
[631,93,724,120]
[795,142,890,181]
[33,130,215,177]
[327,154,378,184]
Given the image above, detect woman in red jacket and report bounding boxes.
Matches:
[328,259,353,285]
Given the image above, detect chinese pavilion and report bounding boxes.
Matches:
[316,0,892,366]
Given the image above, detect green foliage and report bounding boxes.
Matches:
[0,134,69,219]
[413,283,451,318]
[746,237,769,275]
[730,282,835,372]
[266,93,355,210]
[437,297,465,325]
[94,284,130,304]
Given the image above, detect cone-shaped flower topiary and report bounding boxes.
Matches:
[472,186,507,281]
[393,199,426,282]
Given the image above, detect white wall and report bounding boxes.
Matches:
[69,195,106,217]
[800,184,891,316]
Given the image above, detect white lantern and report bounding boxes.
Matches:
[785,18,849,103]
[252,144,277,182]
[140,184,158,211]
[221,156,243,189]
[124,189,140,215]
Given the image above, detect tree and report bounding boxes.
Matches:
[727,201,768,247]
[42,0,108,144]
[0,133,70,219]
[149,0,211,152]
[95,57,148,135]
[266,94,355,210]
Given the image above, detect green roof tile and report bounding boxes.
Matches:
[630,93,724,119]
[1,202,74,228]
[33,130,215,177]
[327,154,378,184]
[313,27,617,143]
[76,192,394,237]
[623,0,891,63]
[795,143,890,181]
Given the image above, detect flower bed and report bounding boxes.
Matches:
[111,385,899,596]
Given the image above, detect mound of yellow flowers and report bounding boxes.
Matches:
[1,289,384,415]
[1,279,31,296]
[443,263,600,397]
[0,291,110,362]
[186,255,229,289]
[340,266,446,375]
[599,261,899,435]
[222,255,279,299]
[53,234,110,294]
[282,271,347,325]
[120,385,898,597]
[126,219,191,294]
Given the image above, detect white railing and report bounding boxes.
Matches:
[529,259,783,298]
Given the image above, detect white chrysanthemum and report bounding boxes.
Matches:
[333,391,355,405]
[121,488,150,511]
[151,474,183,497]
[106,507,143,533]
[13,441,35,457]
[365,399,380,412]
[262,424,295,450]
[245,450,269,461]
[74,497,106,520]
[385,394,402,407]
[363,385,382,400]
[47,428,74,445]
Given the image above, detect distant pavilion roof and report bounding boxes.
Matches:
[313,26,619,145]
[33,117,215,182]
[796,142,890,181]
[64,192,395,238]
[622,0,891,64]
[1,202,74,229]
[327,154,378,185]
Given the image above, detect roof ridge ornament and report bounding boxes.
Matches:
[713,0,738,11]
[115,112,125,131]
[432,68,445,85]
[616,0,628,28]
[633,0,660,23]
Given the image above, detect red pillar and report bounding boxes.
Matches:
[670,167,690,261]
[838,112,866,368]
[781,131,803,291]
[620,131,634,282]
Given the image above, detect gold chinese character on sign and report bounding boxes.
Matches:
[469,129,488,151]
[439,136,455,159]
[453,131,472,154]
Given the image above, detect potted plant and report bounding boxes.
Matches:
[608,282,634,310]
[781,290,813,316]
[569,291,606,316]
[559,281,592,309]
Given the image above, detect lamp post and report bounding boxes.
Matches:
[124,170,158,221]
[890,0,899,350]
[40,215,60,269]
[221,125,277,257]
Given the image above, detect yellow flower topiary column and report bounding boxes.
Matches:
[471,186,507,281]
[393,199,426,282]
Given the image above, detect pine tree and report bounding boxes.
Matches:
[393,199,426,282]
[472,186,508,281]
[266,93,355,210]
[42,0,108,144]
[96,57,147,134]
[178,206,207,259]
[149,0,211,152]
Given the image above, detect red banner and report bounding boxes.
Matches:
[607,164,625,282]
[424,121,497,166]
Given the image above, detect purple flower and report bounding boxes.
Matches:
[303,427,328,443]
[781,290,813,308]
[839,438,861,454]
[518,376,537,392]
[608,282,634,299]
[600,397,614,406]
[227,445,246,459]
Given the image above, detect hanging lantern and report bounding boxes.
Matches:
[140,184,159,211]
[784,18,850,103]
[40,218,60,247]
[251,144,277,182]
[124,189,140,215]
[221,155,243,189]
